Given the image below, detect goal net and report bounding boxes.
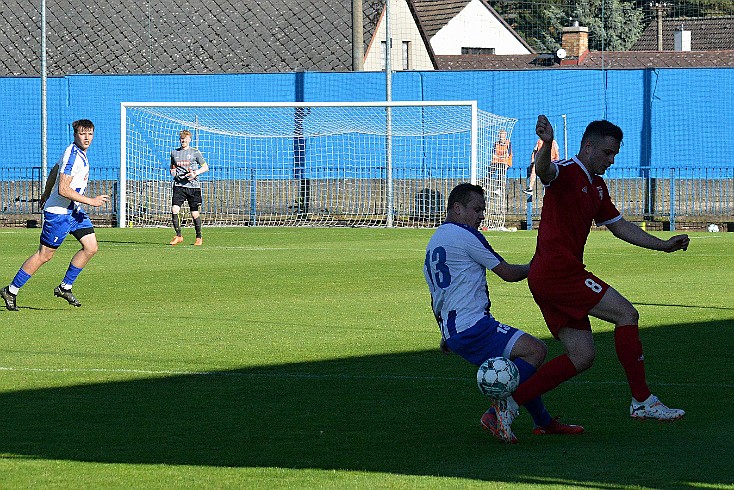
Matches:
[120,101,516,229]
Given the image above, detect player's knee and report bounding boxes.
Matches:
[84,243,99,256]
[513,334,547,367]
[618,305,639,326]
[38,251,55,263]
[531,338,548,365]
[568,346,595,372]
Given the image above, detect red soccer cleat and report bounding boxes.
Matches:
[532,417,585,435]
[481,403,518,444]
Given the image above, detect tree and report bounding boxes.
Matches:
[490,0,570,52]
[491,0,645,52]
[573,0,645,51]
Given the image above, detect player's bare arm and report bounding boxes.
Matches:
[57,173,110,207]
[491,261,529,282]
[606,218,689,252]
[534,115,557,183]
[39,163,59,207]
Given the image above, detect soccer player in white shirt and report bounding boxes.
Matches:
[424,183,582,443]
[1,120,109,311]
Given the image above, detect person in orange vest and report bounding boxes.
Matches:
[492,129,513,167]
[490,129,513,196]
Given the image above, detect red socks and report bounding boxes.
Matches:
[513,325,651,405]
[513,354,578,406]
[614,324,651,402]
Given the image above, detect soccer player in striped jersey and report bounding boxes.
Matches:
[1,120,109,311]
[424,183,583,443]
[492,116,690,434]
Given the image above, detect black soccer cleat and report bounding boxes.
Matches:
[54,285,81,307]
[1,286,19,311]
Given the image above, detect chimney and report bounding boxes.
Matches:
[562,21,589,59]
[674,25,691,51]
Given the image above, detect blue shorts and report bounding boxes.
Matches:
[40,209,95,249]
[445,316,524,366]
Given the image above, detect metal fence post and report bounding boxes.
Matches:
[669,167,676,231]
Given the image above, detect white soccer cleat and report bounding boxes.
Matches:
[489,396,520,443]
[630,395,685,421]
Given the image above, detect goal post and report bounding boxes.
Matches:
[120,101,516,229]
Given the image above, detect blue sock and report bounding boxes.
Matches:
[60,264,83,289]
[513,357,552,427]
[11,268,32,290]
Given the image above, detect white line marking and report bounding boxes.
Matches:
[1,365,729,388]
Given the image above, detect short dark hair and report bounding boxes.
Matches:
[72,119,94,133]
[447,183,484,209]
[581,120,622,147]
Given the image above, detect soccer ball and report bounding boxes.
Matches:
[477,357,520,399]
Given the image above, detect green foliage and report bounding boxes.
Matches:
[571,0,645,51]
[492,0,732,53]
[0,228,732,488]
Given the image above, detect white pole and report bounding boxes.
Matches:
[119,103,127,227]
[562,114,568,159]
[470,102,478,184]
[40,0,47,213]
[385,0,394,227]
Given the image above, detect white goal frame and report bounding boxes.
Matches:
[120,101,516,229]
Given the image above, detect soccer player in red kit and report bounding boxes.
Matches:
[491,115,689,440]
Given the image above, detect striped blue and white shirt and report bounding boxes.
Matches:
[424,222,503,339]
[45,143,90,215]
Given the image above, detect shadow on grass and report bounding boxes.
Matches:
[0,319,731,488]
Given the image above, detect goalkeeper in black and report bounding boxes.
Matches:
[170,129,208,246]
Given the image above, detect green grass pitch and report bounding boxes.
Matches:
[0,227,732,489]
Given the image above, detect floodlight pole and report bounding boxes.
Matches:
[352,0,364,71]
[385,0,394,227]
[649,2,670,51]
[40,0,48,213]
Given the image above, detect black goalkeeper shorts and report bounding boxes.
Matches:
[172,186,203,211]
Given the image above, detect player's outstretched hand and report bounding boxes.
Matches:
[536,115,554,142]
[663,234,689,252]
[90,194,110,207]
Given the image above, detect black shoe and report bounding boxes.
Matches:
[1,286,18,311]
[54,285,81,307]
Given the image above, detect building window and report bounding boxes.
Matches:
[461,47,495,55]
[402,41,410,70]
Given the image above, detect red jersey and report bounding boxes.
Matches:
[530,157,621,278]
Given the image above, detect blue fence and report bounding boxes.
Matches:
[3,68,733,181]
[2,164,731,229]
[519,165,734,231]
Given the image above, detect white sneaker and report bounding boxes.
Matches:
[491,396,519,443]
[630,394,685,421]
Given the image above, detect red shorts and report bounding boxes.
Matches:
[528,269,609,339]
